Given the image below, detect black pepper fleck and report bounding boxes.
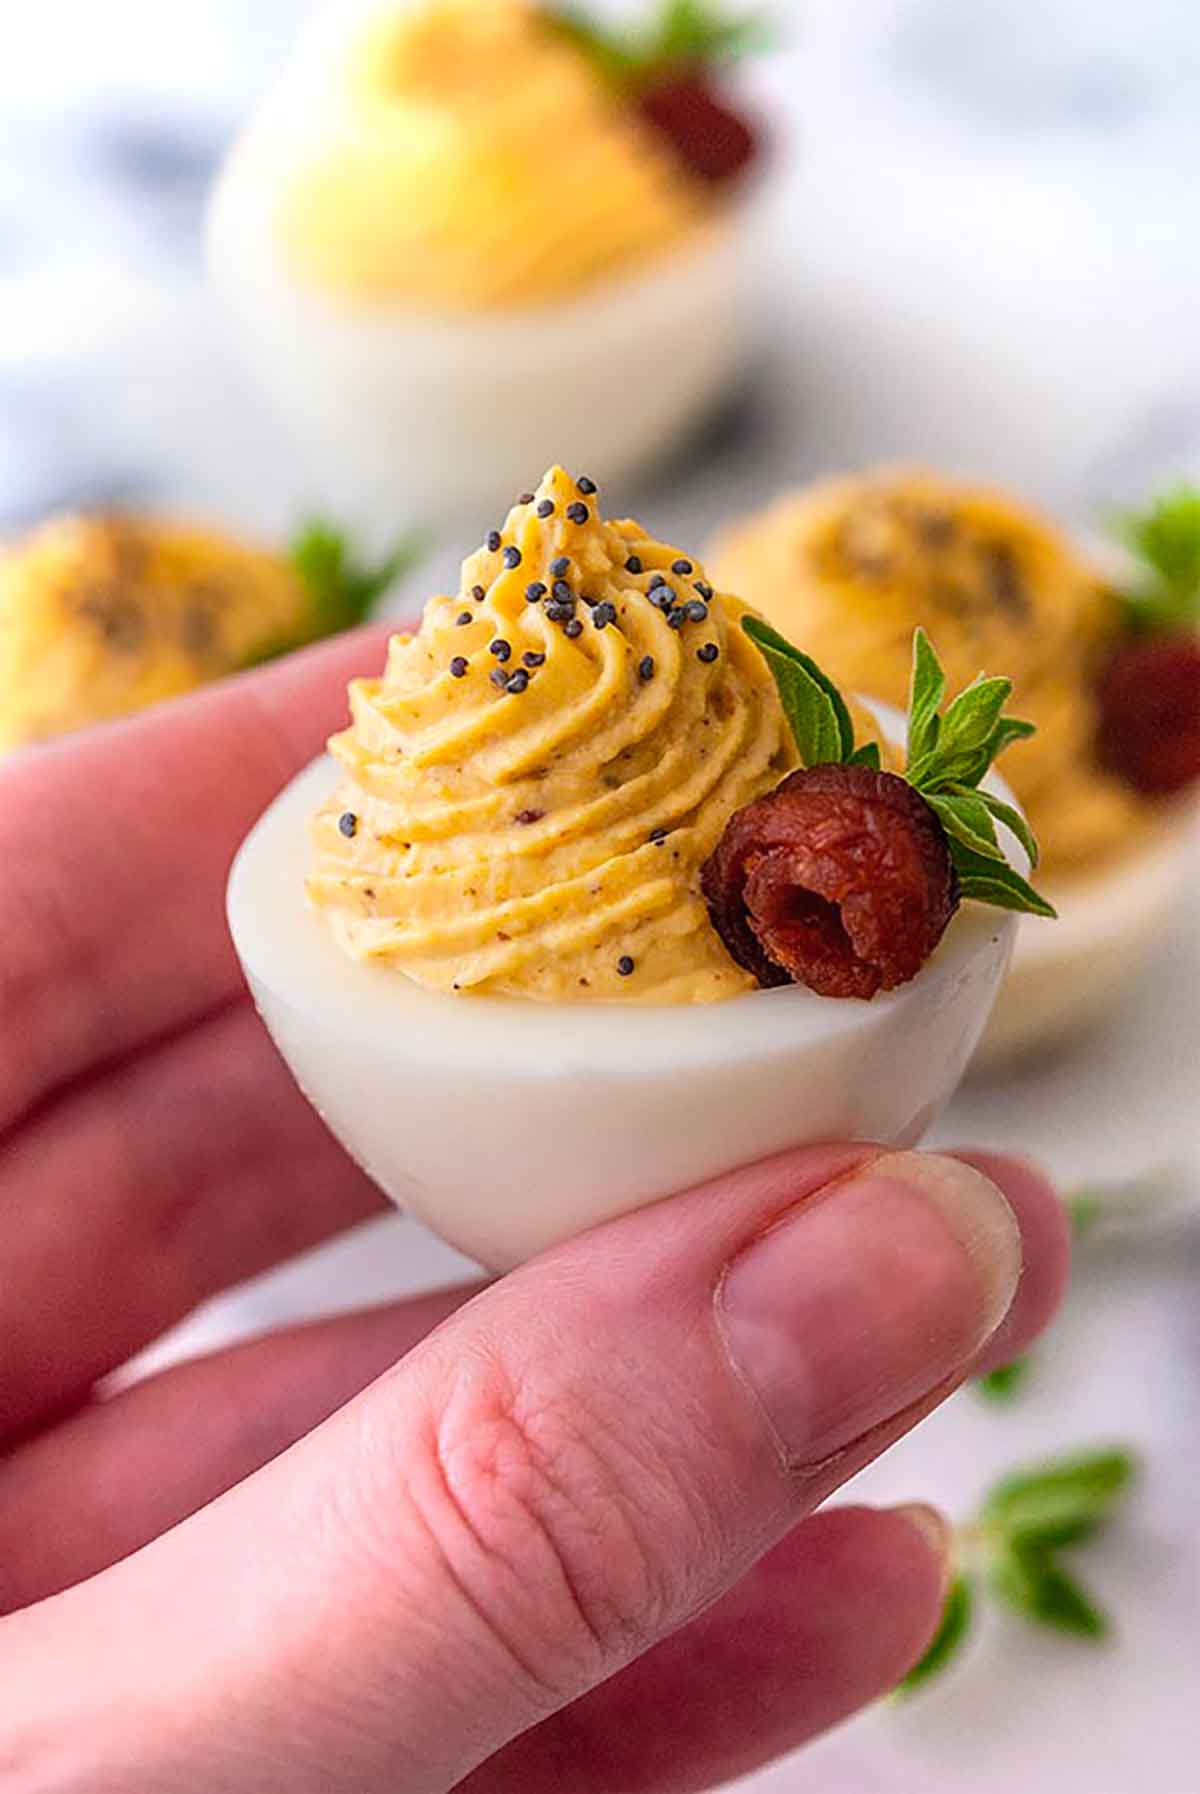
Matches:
[449,655,469,678]
[516,808,545,825]
[638,655,656,682]
[566,502,590,524]
[472,584,486,601]
[592,601,617,629]
[536,499,555,518]
[502,545,522,570]
[518,492,535,505]
[486,530,502,553]
[698,642,720,663]
[577,475,597,494]
[625,555,643,574]
[523,650,546,668]
[338,812,358,839]
[617,956,636,977]
[456,611,473,626]
[649,826,669,845]
[672,558,693,575]
[490,638,512,661]
[564,617,584,638]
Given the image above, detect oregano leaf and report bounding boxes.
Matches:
[1116,483,1200,634]
[987,716,1038,760]
[982,1449,1136,1542]
[906,626,945,767]
[950,843,1058,919]
[290,520,427,637]
[550,0,771,86]
[742,616,854,764]
[991,1544,1109,1640]
[896,1574,975,1695]
[940,673,1014,749]
[924,791,1005,862]
[849,741,882,770]
[970,788,1042,870]
[977,1358,1031,1402]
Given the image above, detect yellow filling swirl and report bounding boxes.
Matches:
[309,466,796,1001]
[280,0,710,311]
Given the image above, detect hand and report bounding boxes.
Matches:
[0,635,1069,1793]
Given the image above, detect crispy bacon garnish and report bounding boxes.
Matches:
[1096,633,1200,798]
[702,765,960,999]
[639,78,760,186]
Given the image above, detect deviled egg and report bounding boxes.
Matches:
[0,511,420,750]
[207,0,767,528]
[229,467,1046,1269]
[709,468,1200,1066]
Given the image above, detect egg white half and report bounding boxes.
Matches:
[228,753,1017,1270]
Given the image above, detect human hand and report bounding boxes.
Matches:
[0,635,1069,1792]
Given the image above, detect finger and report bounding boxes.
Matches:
[0,1285,480,1613]
[468,1505,950,1794]
[951,1151,1071,1374]
[0,998,384,1440]
[0,1148,1061,1603]
[4,1143,1025,1793]
[0,624,391,1136]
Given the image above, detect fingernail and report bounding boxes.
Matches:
[718,1152,1021,1467]
[891,1504,956,1592]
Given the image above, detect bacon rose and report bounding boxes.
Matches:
[702,765,961,999]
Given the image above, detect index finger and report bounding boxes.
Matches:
[0,624,391,1134]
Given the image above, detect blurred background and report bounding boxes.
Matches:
[3,2,1197,1789]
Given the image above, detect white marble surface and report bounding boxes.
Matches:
[3,3,1199,1789]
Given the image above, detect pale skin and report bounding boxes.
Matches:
[0,629,1070,1793]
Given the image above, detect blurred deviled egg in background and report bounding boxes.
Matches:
[0,511,421,750]
[709,468,1200,1065]
[208,0,769,531]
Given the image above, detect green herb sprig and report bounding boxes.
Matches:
[290,519,428,639]
[1114,483,1200,637]
[742,617,1056,920]
[243,521,428,671]
[899,1446,1138,1694]
[551,1,772,87]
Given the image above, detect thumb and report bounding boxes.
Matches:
[6,1145,1019,1794]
